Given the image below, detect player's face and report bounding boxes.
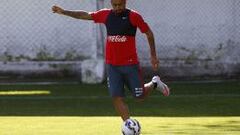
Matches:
[111,0,126,14]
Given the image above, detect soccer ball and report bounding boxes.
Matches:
[122,119,141,135]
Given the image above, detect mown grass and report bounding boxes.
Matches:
[0,80,239,134]
[0,117,239,135]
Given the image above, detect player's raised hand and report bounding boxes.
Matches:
[52,5,64,14]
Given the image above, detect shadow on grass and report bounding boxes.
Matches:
[0,81,240,116]
[0,94,240,116]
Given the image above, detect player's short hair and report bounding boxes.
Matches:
[111,0,127,3]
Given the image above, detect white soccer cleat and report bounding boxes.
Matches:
[152,76,170,96]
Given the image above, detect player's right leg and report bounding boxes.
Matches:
[106,64,130,121]
[112,97,130,121]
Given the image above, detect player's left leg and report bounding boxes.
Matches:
[122,64,145,99]
[151,76,170,96]
[144,76,170,97]
[124,64,169,100]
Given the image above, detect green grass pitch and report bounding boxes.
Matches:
[0,80,240,134]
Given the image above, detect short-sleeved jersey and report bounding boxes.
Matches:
[90,8,149,65]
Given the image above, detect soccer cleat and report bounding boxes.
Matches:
[152,76,170,96]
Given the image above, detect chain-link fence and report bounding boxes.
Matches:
[0,0,240,80]
[0,0,99,62]
[121,0,240,79]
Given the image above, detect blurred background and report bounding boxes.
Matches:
[0,0,240,83]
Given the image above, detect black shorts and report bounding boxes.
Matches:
[106,64,145,98]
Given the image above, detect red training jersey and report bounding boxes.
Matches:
[90,8,149,65]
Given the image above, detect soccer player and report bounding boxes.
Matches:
[52,0,170,121]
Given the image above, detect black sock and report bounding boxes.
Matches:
[153,82,157,89]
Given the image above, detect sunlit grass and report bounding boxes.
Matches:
[0,117,239,135]
[0,90,50,95]
[0,81,239,134]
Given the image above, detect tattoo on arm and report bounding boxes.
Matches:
[62,10,92,20]
[146,30,157,57]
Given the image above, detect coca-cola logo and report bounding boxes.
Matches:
[108,35,127,42]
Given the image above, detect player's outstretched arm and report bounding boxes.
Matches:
[52,5,92,20]
[145,29,159,71]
